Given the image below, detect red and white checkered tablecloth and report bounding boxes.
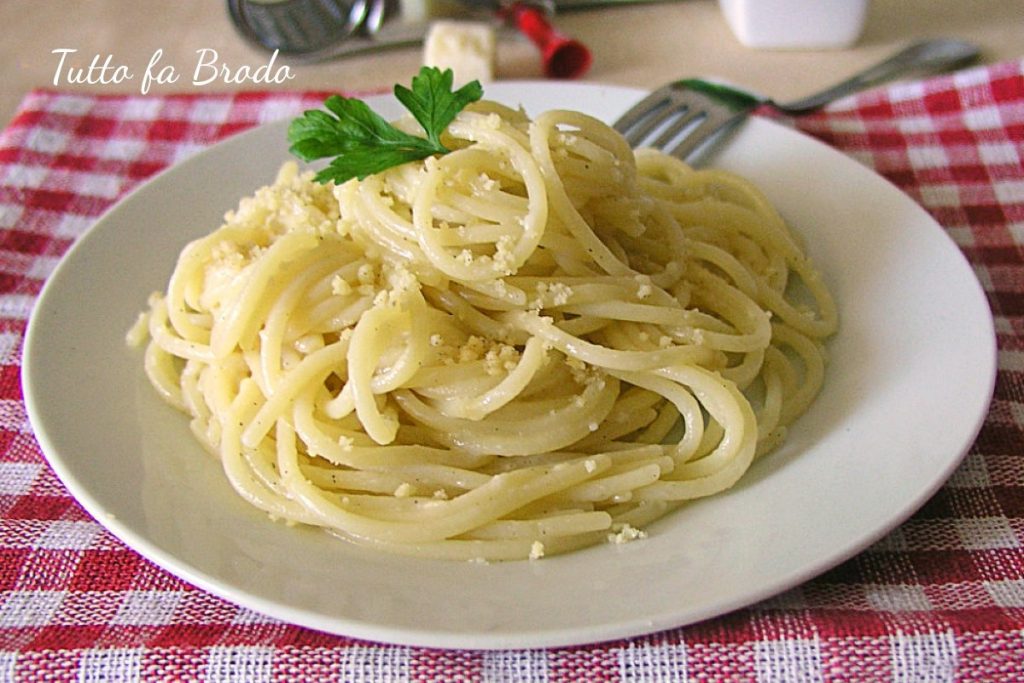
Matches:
[1,59,1022,681]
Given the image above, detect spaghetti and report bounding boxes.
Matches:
[129,101,837,561]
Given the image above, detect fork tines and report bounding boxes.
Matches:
[614,81,754,163]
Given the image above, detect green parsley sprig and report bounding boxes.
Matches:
[287,67,484,185]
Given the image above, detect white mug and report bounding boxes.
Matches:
[718,0,870,49]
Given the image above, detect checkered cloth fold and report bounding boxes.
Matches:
[1,59,1022,681]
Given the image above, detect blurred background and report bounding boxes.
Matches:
[1,0,1021,126]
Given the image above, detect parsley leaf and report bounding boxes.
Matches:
[287,67,484,185]
[395,67,484,149]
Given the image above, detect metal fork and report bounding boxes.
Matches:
[614,38,979,164]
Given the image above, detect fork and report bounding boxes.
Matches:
[613,38,979,164]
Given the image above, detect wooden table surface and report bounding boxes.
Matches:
[1,0,1021,126]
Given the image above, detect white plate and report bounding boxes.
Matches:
[23,82,996,649]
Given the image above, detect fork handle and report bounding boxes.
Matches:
[776,38,980,114]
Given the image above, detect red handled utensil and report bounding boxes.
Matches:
[506,2,592,79]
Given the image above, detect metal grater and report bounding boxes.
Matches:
[227,0,376,56]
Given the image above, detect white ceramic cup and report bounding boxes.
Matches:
[718,0,870,49]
